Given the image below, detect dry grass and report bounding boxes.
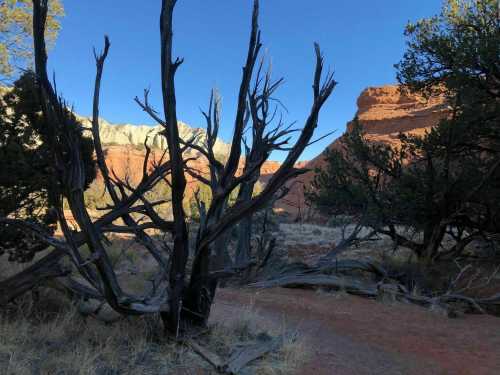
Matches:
[278,222,417,265]
[0,292,196,374]
[278,223,339,247]
[0,224,326,375]
[0,289,307,374]
[207,302,309,375]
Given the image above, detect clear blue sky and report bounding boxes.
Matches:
[47,0,442,161]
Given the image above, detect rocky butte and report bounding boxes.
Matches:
[277,84,448,215]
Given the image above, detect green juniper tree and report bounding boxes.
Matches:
[0,72,96,262]
[309,0,500,264]
[0,0,64,80]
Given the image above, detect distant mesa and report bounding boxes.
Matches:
[77,115,231,157]
[75,115,281,190]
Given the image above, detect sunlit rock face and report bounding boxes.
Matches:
[77,116,231,157]
[277,84,448,215]
[351,85,447,145]
[76,116,281,190]
[1,84,231,157]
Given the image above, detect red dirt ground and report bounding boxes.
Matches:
[212,288,500,375]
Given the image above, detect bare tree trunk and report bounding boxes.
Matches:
[212,202,232,271]
[422,223,447,265]
[235,183,255,268]
[183,0,264,326]
[22,0,336,335]
[184,243,218,326]
[214,231,233,271]
[236,215,253,268]
[159,0,190,333]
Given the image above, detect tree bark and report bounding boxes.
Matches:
[0,249,67,305]
[184,243,218,326]
[159,0,190,333]
[422,222,447,265]
[235,215,253,268]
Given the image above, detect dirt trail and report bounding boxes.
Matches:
[212,288,500,375]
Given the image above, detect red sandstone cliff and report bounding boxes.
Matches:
[277,85,448,215]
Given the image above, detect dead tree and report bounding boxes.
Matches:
[233,62,286,269]
[140,0,336,327]
[0,0,335,333]
[27,0,180,319]
[181,6,335,326]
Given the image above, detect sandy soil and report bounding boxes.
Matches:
[212,287,500,375]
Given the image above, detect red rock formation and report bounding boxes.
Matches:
[100,145,281,196]
[277,85,448,216]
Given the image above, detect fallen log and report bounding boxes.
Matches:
[314,259,388,278]
[225,334,285,374]
[252,259,500,317]
[187,333,287,374]
[0,249,67,305]
[187,340,225,372]
[474,293,500,315]
[270,259,388,280]
[251,274,378,297]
